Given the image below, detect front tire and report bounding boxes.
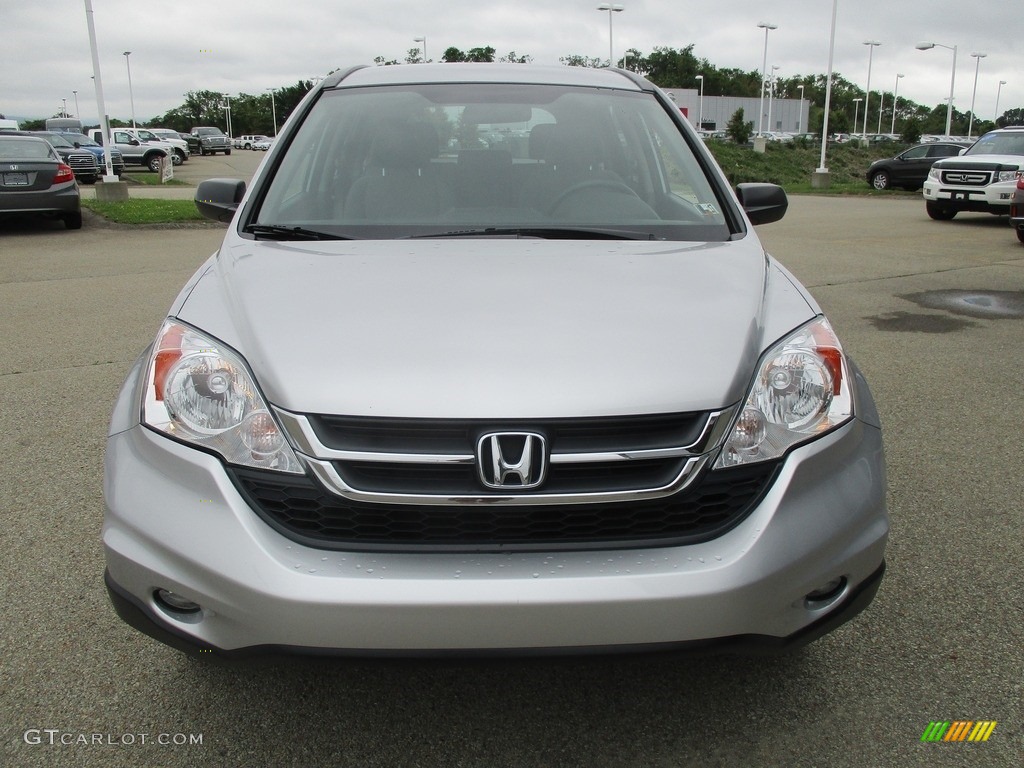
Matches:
[146,154,164,173]
[926,201,957,221]
[870,171,890,190]
[1016,226,1024,245]
[225,148,231,155]
[172,150,185,165]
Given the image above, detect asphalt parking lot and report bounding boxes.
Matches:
[1,183,1022,766]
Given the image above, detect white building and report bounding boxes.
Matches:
[662,89,810,134]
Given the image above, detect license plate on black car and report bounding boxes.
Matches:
[3,172,29,186]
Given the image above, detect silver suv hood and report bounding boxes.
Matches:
[175,237,815,418]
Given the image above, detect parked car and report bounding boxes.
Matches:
[12,130,100,184]
[88,128,168,173]
[0,134,81,229]
[923,126,1024,220]
[190,126,232,155]
[104,63,887,658]
[54,132,126,178]
[1010,177,1024,244]
[178,132,201,154]
[866,142,969,191]
[252,136,275,151]
[145,128,192,164]
[233,134,269,150]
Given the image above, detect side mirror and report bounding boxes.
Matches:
[128,138,140,146]
[735,183,788,226]
[195,178,246,223]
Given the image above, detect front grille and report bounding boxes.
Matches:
[941,170,992,186]
[66,154,98,174]
[228,462,779,552]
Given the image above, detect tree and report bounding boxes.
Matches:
[560,54,604,68]
[901,119,922,144]
[726,108,751,144]
[999,108,1024,128]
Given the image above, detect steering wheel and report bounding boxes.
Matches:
[547,179,644,214]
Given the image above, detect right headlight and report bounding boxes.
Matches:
[715,317,853,468]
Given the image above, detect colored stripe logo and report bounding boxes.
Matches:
[921,721,997,742]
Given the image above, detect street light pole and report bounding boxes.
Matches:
[266,88,277,137]
[862,40,881,137]
[123,51,136,129]
[756,22,777,137]
[596,4,624,67]
[853,97,863,134]
[767,65,780,133]
[73,90,80,118]
[890,73,904,134]
[916,41,957,137]
[413,36,427,63]
[815,0,839,181]
[797,84,805,132]
[695,74,704,130]
[967,52,987,138]
[995,79,1007,125]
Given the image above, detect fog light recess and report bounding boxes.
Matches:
[154,589,202,615]
[804,577,847,608]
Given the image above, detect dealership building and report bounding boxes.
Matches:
[662,89,810,134]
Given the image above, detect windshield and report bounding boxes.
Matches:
[966,132,1024,157]
[251,83,732,241]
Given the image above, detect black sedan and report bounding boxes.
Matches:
[866,142,970,190]
[0,134,82,229]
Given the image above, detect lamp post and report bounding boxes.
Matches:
[815,0,839,185]
[797,84,805,132]
[413,36,426,63]
[853,97,863,134]
[890,73,903,134]
[862,40,881,137]
[916,41,957,137]
[756,22,778,136]
[73,90,80,117]
[62,98,68,118]
[995,79,1007,125]
[596,4,624,67]
[122,51,136,129]
[767,65,780,133]
[266,88,277,136]
[222,93,232,137]
[695,74,704,130]
[967,52,987,138]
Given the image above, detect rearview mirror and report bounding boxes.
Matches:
[735,183,788,226]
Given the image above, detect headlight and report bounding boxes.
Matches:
[142,319,303,473]
[997,170,1023,183]
[927,168,940,181]
[714,317,853,468]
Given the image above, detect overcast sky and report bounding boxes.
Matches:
[2,0,1020,127]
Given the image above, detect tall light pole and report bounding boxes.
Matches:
[916,41,957,137]
[695,74,704,130]
[122,51,136,129]
[73,90,80,118]
[767,65,780,133]
[995,80,1007,125]
[756,22,777,136]
[862,40,881,137]
[967,52,987,138]
[797,84,805,132]
[596,4,624,67]
[265,88,278,136]
[83,0,117,182]
[62,98,68,118]
[890,73,904,134]
[222,93,232,137]
[413,36,427,63]
[815,0,839,183]
[853,97,863,134]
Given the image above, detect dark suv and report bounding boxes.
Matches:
[866,142,969,190]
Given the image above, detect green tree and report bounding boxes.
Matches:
[726,108,751,144]
[560,54,604,68]
[901,119,922,144]
[999,108,1024,128]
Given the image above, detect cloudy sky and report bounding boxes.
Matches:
[2,0,1020,126]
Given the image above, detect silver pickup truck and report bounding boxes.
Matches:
[89,128,169,172]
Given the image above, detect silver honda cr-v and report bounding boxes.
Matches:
[103,64,887,656]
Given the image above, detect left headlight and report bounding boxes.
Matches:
[714,317,853,468]
[142,319,303,474]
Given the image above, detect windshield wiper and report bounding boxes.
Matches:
[245,224,354,241]
[403,227,660,241]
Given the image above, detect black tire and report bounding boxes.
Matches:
[1016,226,1024,245]
[172,149,185,165]
[926,201,957,221]
[63,211,83,230]
[146,153,164,173]
[870,171,890,190]
[81,176,97,185]
[225,148,231,155]
[200,146,208,156]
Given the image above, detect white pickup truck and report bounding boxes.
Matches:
[922,126,1024,220]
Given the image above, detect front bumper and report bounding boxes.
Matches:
[923,179,1016,213]
[103,409,888,656]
